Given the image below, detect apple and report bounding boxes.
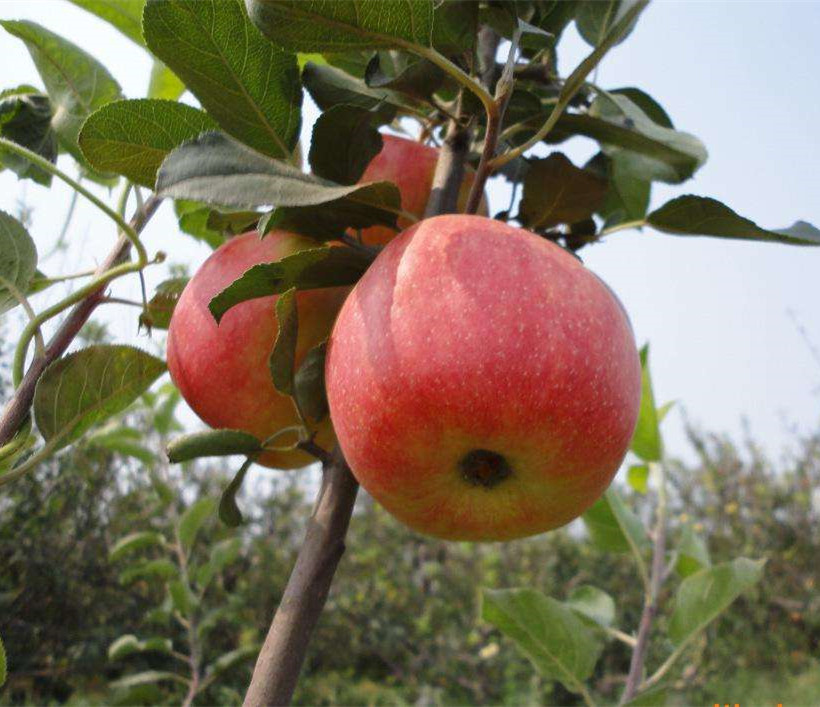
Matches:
[357,134,486,246]
[325,215,641,541]
[167,230,349,469]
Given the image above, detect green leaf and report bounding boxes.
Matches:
[168,579,199,615]
[156,132,400,231]
[0,20,122,166]
[143,0,302,159]
[626,464,649,495]
[108,634,172,661]
[109,531,166,562]
[565,585,615,628]
[219,460,252,528]
[79,99,217,187]
[0,87,57,185]
[86,426,157,464]
[432,0,478,53]
[576,0,639,48]
[0,209,37,315]
[147,60,185,100]
[33,345,166,452]
[294,341,328,424]
[482,588,603,692]
[67,0,146,46]
[206,209,261,236]
[657,400,675,422]
[270,288,298,395]
[167,429,262,463]
[196,537,242,586]
[109,671,189,690]
[205,645,259,678]
[675,524,711,578]
[119,558,179,584]
[631,345,662,462]
[583,488,649,553]
[364,53,445,102]
[647,195,820,246]
[174,200,227,250]
[209,246,370,323]
[139,277,189,331]
[668,558,766,646]
[308,105,384,185]
[246,0,434,52]
[302,61,411,113]
[623,686,668,706]
[0,633,6,688]
[519,152,607,229]
[178,497,216,553]
[597,153,651,227]
[611,87,674,128]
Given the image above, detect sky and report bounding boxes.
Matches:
[1,1,819,466]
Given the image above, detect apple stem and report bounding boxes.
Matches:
[242,447,359,707]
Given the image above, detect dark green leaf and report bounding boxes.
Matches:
[0,20,122,166]
[0,210,37,315]
[119,558,179,584]
[168,579,198,615]
[589,152,651,227]
[294,341,328,423]
[206,210,260,236]
[0,634,6,688]
[79,99,217,187]
[565,585,615,628]
[167,429,262,463]
[576,0,639,48]
[209,246,370,323]
[365,53,445,102]
[33,346,166,451]
[583,488,649,553]
[178,497,216,553]
[157,132,400,232]
[139,277,189,331]
[86,426,157,464]
[143,0,302,158]
[109,670,189,690]
[482,588,603,692]
[302,61,410,113]
[519,152,607,229]
[432,0,478,54]
[67,0,146,46]
[675,524,711,578]
[647,195,820,246]
[108,634,173,661]
[631,345,662,462]
[668,558,765,646]
[270,288,298,395]
[309,105,383,185]
[147,60,185,100]
[0,88,57,185]
[205,645,259,678]
[246,0,434,52]
[219,459,252,528]
[109,531,166,562]
[611,87,674,128]
[174,200,227,249]
[624,686,668,706]
[196,537,242,586]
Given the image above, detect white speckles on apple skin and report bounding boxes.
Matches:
[326,215,642,541]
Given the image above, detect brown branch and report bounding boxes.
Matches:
[0,195,161,447]
[621,476,669,704]
[243,447,359,706]
[423,111,470,218]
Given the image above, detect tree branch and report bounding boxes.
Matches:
[243,447,359,706]
[0,195,161,447]
[423,95,470,218]
[621,463,668,704]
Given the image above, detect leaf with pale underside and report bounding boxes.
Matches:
[246,0,434,52]
[209,246,370,323]
[576,0,639,48]
[583,488,649,553]
[302,61,411,113]
[0,20,122,167]
[270,287,298,395]
[167,429,262,463]
[0,210,37,316]
[67,0,146,45]
[33,346,166,452]
[157,131,400,229]
[647,195,820,246]
[143,0,301,158]
[79,99,217,187]
[519,153,607,229]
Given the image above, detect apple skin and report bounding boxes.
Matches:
[325,215,641,541]
[357,134,486,246]
[167,230,349,469]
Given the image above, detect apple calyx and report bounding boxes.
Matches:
[458,449,512,489]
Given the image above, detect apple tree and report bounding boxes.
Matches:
[1,1,818,704]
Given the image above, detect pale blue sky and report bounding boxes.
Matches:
[1,1,818,464]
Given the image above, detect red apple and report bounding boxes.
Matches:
[357,134,487,246]
[325,215,641,541]
[167,230,348,469]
